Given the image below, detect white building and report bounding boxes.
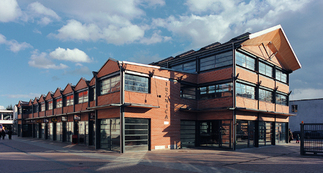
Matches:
[0,109,14,129]
[289,98,323,132]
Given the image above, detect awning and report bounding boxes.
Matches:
[232,107,296,117]
[241,25,301,71]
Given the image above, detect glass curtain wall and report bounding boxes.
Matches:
[66,122,74,143]
[41,123,45,139]
[49,123,53,140]
[198,120,231,148]
[125,118,149,151]
[236,120,255,149]
[78,121,88,144]
[275,123,287,144]
[57,122,62,142]
[100,118,120,151]
[259,122,273,146]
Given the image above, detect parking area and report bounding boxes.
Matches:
[1,136,323,173]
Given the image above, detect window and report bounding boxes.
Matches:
[41,102,45,111]
[125,74,149,93]
[259,89,273,103]
[100,76,120,95]
[200,51,232,71]
[66,95,74,106]
[90,87,96,101]
[78,91,88,103]
[235,51,255,71]
[276,93,287,105]
[236,83,255,99]
[48,101,53,110]
[276,69,287,83]
[292,105,298,112]
[199,83,233,100]
[180,85,196,99]
[172,61,196,73]
[259,62,273,77]
[56,98,62,108]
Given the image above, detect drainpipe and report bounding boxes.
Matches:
[232,43,236,150]
[119,61,125,153]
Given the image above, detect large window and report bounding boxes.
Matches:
[236,83,255,99]
[259,62,273,77]
[41,102,45,111]
[125,74,149,93]
[180,85,196,99]
[66,95,74,106]
[235,51,255,71]
[276,69,287,83]
[276,93,287,105]
[199,83,233,100]
[33,104,39,113]
[48,101,53,110]
[78,91,88,104]
[56,98,62,108]
[200,51,232,71]
[172,61,196,73]
[259,89,273,103]
[100,76,120,95]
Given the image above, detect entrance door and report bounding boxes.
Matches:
[180,121,196,148]
[198,120,231,148]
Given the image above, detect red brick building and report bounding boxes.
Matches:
[17,25,301,152]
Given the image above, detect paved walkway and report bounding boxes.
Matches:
[0,135,323,172]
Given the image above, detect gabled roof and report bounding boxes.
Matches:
[45,91,53,100]
[97,58,120,78]
[62,83,75,95]
[53,88,63,98]
[18,100,29,107]
[38,95,46,103]
[33,97,39,105]
[240,25,301,71]
[74,78,89,91]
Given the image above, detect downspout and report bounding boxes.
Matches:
[119,61,125,153]
[94,72,100,149]
[232,43,236,150]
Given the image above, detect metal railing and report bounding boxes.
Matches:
[300,123,323,155]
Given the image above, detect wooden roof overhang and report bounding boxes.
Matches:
[240,25,301,72]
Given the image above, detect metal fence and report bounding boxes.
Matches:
[300,123,323,155]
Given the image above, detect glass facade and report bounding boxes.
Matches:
[276,69,287,83]
[66,122,74,143]
[180,121,196,148]
[57,122,62,142]
[276,93,287,105]
[125,74,149,93]
[236,51,255,71]
[78,91,88,104]
[180,85,196,99]
[259,62,273,77]
[100,75,120,95]
[198,120,231,148]
[236,83,255,99]
[199,83,233,100]
[275,123,287,144]
[125,118,150,151]
[259,89,273,103]
[172,61,196,73]
[200,51,232,71]
[100,118,120,151]
[236,120,255,149]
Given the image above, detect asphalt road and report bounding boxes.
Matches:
[1,136,323,173]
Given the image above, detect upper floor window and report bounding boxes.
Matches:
[200,51,232,71]
[48,101,53,110]
[236,83,255,99]
[100,76,120,95]
[199,83,233,100]
[56,98,62,108]
[276,93,287,105]
[78,91,88,104]
[180,85,196,99]
[172,61,196,73]
[66,95,74,106]
[276,69,287,83]
[259,62,273,77]
[125,74,149,93]
[236,51,255,71]
[90,87,96,101]
[33,104,39,113]
[291,105,298,112]
[259,89,273,103]
[41,102,45,111]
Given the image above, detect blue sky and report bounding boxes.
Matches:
[0,0,322,109]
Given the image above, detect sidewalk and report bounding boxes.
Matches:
[1,136,323,172]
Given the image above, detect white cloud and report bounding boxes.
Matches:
[51,19,145,45]
[28,50,68,69]
[25,2,60,25]
[290,88,323,100]
[0,0,22,22]
[140,31,171,44]
[3,93,40,99]
[153,0,312,47]
[0,33,32,52]
[49,47,91,63]
[0,105,5,110]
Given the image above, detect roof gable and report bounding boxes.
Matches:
[62,83,74,95]
[45,92,53,100]
[97,58,120,78]
[74,78,89,91]
[38,95,45,102]
[53,88,62,98]
[33,97,39,105]
[241,25,301,71]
